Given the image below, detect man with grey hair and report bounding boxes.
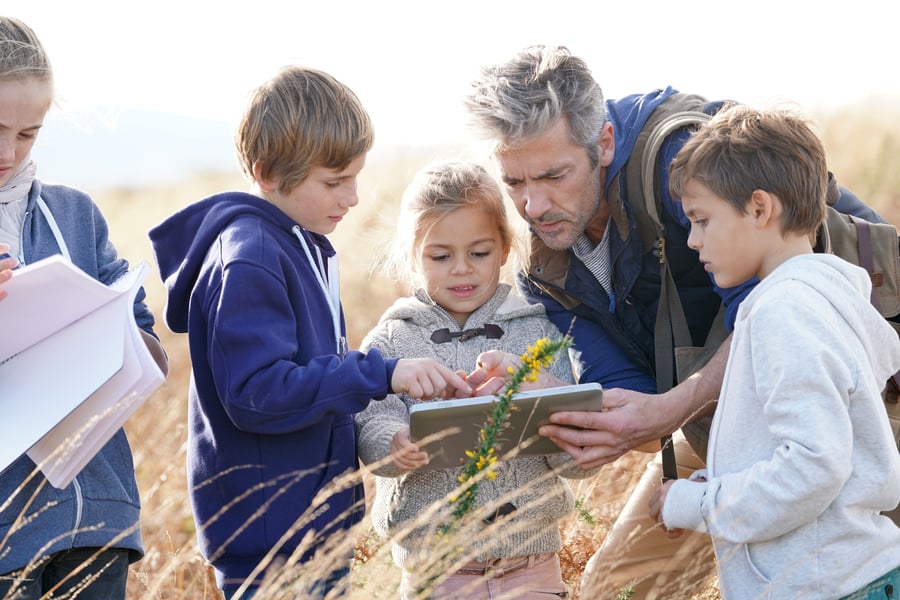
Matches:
[463,44,885,598]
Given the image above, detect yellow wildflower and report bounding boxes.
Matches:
[443,335,573,526]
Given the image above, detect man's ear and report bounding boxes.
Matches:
[252,163,277,193]
[597,121,615,168]
[749,189,778,228]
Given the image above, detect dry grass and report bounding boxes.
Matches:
[16,99,899,599]
[99,147,665,600]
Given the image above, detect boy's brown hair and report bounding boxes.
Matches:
[235,65,374,194]
[668,103,827,236]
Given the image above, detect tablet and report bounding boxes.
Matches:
[408,382,603,470]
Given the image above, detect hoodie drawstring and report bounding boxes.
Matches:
[292,226,346,356]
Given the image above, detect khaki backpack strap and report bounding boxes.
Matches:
[640,110,712,243]
[853,215,881,312]
[851,215,900,393]
[641,109,711,391]
[657,263,692,481]
[639,109,711,481]
[656,264,693,387]
[625,94,711,254]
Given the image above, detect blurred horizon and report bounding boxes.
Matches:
[32,93,900,194]
[34,107,475,193]
[34,109,237,191]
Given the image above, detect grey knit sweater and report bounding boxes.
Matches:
[355,284,597,567]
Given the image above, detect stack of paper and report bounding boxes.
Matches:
[0,255,165,488]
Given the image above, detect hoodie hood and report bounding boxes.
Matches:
[745,253,900,382]
[148,191,333,333]
[605,86,677,182]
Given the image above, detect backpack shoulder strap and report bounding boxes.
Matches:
[624,93,712,254]
[623,94,716,482]
[621,94,715,388]
[639,111,711,239]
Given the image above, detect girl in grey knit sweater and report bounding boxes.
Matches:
[355,160,598,599]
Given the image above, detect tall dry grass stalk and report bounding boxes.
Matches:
[6,99,898,600]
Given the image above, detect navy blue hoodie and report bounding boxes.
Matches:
[149,191,397,587]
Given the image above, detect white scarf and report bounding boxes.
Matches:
[0,160,36,260]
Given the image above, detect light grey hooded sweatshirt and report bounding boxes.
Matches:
[664,253,900,599]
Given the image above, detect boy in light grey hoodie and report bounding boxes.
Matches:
[649,104,900,600]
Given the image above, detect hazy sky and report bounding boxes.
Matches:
[6,0,899,148]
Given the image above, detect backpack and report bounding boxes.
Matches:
[627,93,900,482]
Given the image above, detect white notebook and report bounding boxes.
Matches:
[0,255,165,488]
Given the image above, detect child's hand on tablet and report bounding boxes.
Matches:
[390,426,429,471]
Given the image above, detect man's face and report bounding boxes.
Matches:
[495,118,611,250]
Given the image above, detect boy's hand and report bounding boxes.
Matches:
[389,426,429,471]
[0,244,18,302]
[649,479,685,539]
[392,358,471,400]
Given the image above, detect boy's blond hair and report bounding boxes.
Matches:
[235,65,374,194]
[669,104,827,237]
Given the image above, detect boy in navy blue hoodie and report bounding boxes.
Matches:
[149,66,470,599]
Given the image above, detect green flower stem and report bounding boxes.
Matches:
[444,336,573,527]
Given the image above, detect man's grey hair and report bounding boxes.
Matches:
[464,45,606,167]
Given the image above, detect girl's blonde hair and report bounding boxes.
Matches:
[384,159,516,289]
[0,16,52,82]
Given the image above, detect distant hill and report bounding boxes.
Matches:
[32,108,240,192]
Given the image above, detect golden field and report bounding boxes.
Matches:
[76,100,900,599]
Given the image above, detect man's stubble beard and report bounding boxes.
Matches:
[529,178,603,251]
